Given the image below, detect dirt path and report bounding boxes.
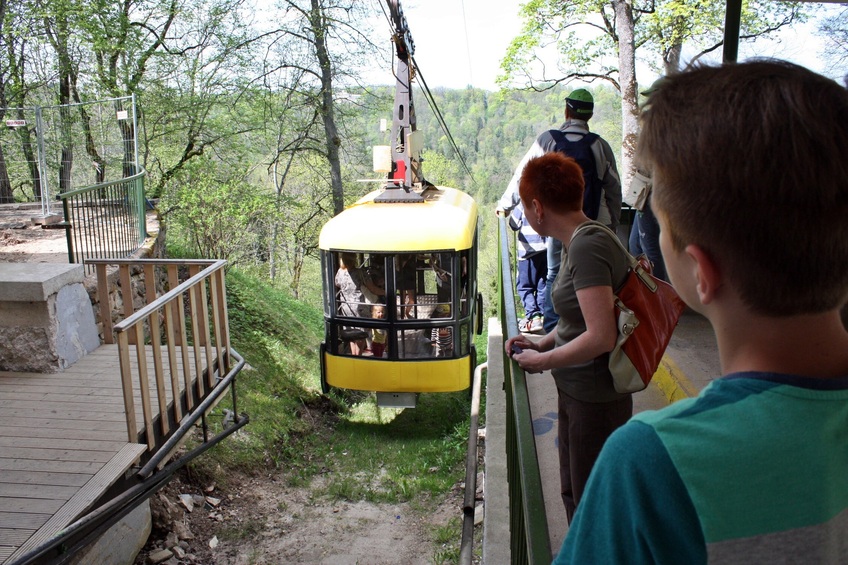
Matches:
[138,470,474,565]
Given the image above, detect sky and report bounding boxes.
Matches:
[377,0,524,91]
[376,0,843,91]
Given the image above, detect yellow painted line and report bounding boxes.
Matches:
[652,354,700,404]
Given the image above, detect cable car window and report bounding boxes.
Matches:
[361,253,388,306]
[395,253,419,319]
[396,328,423,358]
[430,252,451,313]
[459,322,470,356]
[458,249,470,316]
[325,250,468,360]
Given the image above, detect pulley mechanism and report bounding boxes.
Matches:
[375,0,430,203]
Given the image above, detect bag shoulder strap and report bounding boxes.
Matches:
[571,222,658,292]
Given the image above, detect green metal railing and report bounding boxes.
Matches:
[498,217,552,564]
[57,167,147,265]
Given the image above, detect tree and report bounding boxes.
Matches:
[0,0,44,201]
[164,156,271,265]
[819,5,848,83]
[499,0,806,189]
[259,0,381,215]
[0,0,14,202]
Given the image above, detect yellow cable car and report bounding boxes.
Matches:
[319,185,482,407]
[318,0,481,407]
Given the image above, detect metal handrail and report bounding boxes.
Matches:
[58,168,147,265]
[459,361,487,564]
[498,216,552,564]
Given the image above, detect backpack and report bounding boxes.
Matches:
[548,129,602,220]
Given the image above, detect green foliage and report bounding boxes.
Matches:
[820,6,848,74]
[190,267,327,475]
[500,0,810,84]
[162,157,275,266]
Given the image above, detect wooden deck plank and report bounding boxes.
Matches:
[0,399,127,414]
[0,458,105,474]
[0,388,125,400]
[0,377,187,392]
[0,529,34,546]
[0,484,78,501]
[8,444,146,562]
[0,370,183,388]
[0,471,90,488]
[0,513,51,530]
[4,408,126,423]
[0,425,124,442]
[0,447,115,464]
[0,497,65,515]
[0,436,129,452]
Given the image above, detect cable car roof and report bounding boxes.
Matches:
[319,186,478,252]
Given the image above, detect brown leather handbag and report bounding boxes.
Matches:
[573,223,686,393]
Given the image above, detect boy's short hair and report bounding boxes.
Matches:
[519,152,584,215]
[638,59,848,316]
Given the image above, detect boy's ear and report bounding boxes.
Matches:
[684,244,722,305]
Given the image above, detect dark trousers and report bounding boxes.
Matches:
[558,388,633,522]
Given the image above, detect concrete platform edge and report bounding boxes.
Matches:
[483,317,510,565]
[653,354,700,403]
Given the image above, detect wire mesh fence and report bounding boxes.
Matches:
[0,96,138,216]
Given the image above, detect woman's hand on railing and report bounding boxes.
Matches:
[505,335,545,374]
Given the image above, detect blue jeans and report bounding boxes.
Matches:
[629,213,643,255]
[635,198,667,282]
[543,238,563,333]
[517,252,546,319]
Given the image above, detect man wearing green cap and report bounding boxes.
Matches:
[497,88,621,333]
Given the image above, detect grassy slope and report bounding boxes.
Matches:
[196,268,478,510]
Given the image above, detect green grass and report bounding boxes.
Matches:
[310,391,471,504]
[188,267,330,480]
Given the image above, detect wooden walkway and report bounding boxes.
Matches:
[0,344,201,564]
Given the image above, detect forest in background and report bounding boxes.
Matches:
[1,0,844,308]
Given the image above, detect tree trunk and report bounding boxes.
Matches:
[665,43,683,75]
[613,0,639,195]
[310,0,344,216]
[0,144,13,203]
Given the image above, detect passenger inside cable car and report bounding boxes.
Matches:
[327,250,471,360]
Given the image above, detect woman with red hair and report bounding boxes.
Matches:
[505,151,633,522]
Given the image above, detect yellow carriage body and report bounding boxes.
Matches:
[319,186,480,398]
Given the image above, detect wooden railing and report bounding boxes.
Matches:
[89,258,233,452]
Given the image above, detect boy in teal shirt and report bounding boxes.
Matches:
[555,60,848,564]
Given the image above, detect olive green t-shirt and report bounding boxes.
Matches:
[551,221,630,403]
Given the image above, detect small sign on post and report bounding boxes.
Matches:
[5,119,26,128]
[116,110,129,120]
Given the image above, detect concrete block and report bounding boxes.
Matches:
[0,263,84,302]
[70,499,152,565]
[0,262,99,372]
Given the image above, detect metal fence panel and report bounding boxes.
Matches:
[0,96,138,218]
